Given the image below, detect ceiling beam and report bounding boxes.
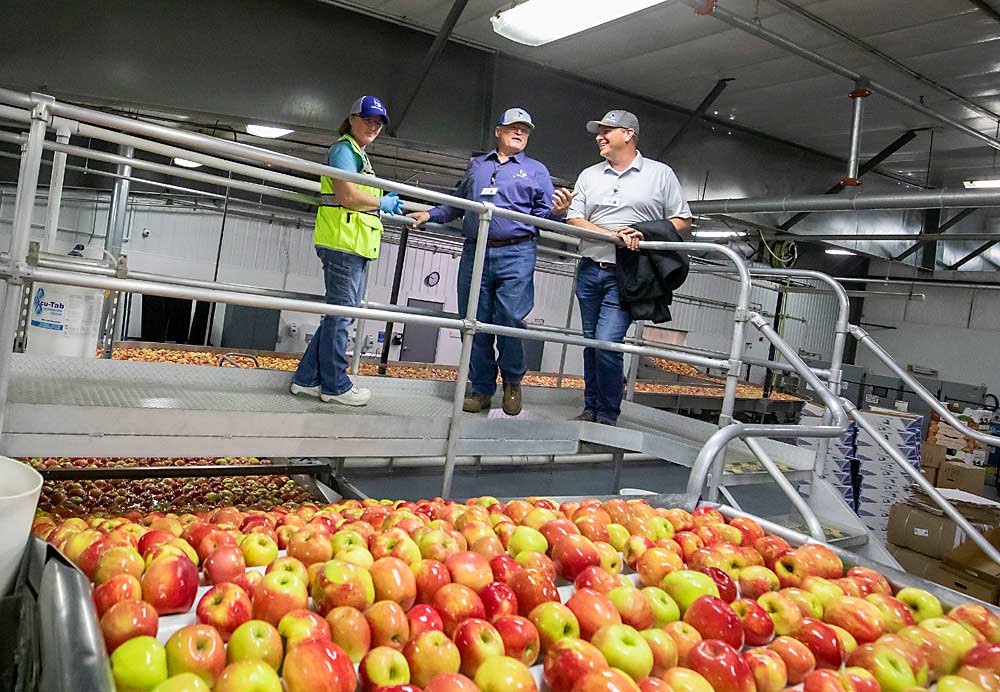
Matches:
[947,240,1000,270]
[390,0,471,136]
[892,208,979,261]
[779,129,921,231]
[657,78,733,159]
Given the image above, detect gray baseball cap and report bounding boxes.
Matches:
[586,110,640,134]
[497,107,535,128]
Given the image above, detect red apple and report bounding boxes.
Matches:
[366,599,409,650]
[253,569,309,627]
[453,617,505,678]
[164,624,226,688]
[730,516,766,546]
[93,574,142,619]
[641,627,678,676]
[758,591,804,636]
[494,615,541,666]
[636,548,685,588]
[738,566,780,599]
[196,582,252,642]
[446,551,493,593]
[683,594,744,649]
[424,673,479,692]
[732,597,775,646]
[279,608,332,651]
[866,593,916,633]
[326,606,371,663]
[964,642,1000,674]
[552,534,603,582]
[607,586,655,631]
[744,647,788,692]
[952,605,1000,644]
[508,568,559,618]
[575,565,620,594]
[687,639,755,692]
[414,559,452,604]
[204,546,246,585]
[409,603,445,640]
[371,556,418,610]
[753,536,791,570]
[481,581,519,623]
[699,567,738,603]
[566,588,623,641]
[958,664,1000,692]
[432,583,486,637]
[664,621,703,667]
[796,617,845,669]
[141,553,199,615]
[847,567,891,596]
[823,596,885,644]
[543,638,609,692]
[282,639,357,692]
[311,559,375,616]
[101,599,159,653]
[489,555,523,585]
[572,666,642,692]
[769,635,816,684]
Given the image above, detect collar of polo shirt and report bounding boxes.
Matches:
[604,150,644,174]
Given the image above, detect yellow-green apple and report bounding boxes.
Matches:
[592,624,654,680]
[758,591,803,636]
[226,619,282,669]
[636,548,684,588]
[938,674,989,692]
[493,615,540,666]
[782,587,823,619]
[730,516,766,545]
[508,526,547,558]
[964,642,1000,673]
[576,566,620,595]
[823,596,885,644]
[93,574,142,619]
[215,659,283,692]
[523,507,558,530]
[796,617,845,669]
[424,672,480,692]
[404,629,461,687]
[359,646,411,691]
[419,530,461,562]
[408,603,444,639]
[282,639,357,692]
[278,608,331,651]
[164,624,225,687]
[446,551,493,593]
[744,647,788,692]
[331,529,365,554]
[607,585,656,631]
[337,545,375,568]
[63,528,103,567]
[958,664,1000,692]
[94,545,144,585]
[414,559,452,604]
[489,556,522,585]
[660,667,713,692]
[311,559,374,615]
[266,555,308,582]
[566,588,623,641]
[846,642,918,692]
[253,569,308,626]
[801,577,844,609]
[865,593,915,633]
[881,634,931,685]
[717,525,744,546]
[240,534,279,567]
[432,583,486,636]
[543,638,608,692]
[898,623,954,680]
[204,546,246,585]
[641,628,678,676]
[507,569,558,618]
[828,624,858,657]
[607,523,630,551]
[775,551,810,588]
[326,605,371,663]
[453,617,505,677]
[624,535,656,570]
[515,551,556,580]
[660,570,720,614]
[196,582,251,642]
[595,541,623,575]
[110,635,169,692]
[732,598,774,646]
[101,599,159,653]
[846,567,891,596]
[736,566,778,599]
[896,588,943,623]
[698,567,737,603]
[371,556,417,609]
[141,553,199,615]
[366,599,409,650]
[474,655,537,692]
[529,602,580,652]
[151,672,212,692]
[920,617,980,660]
[768,635,816,684]
[686,639,755,692]
[952,605,1000,643]
[643,586,680,627]
[683,594,743,649]
[664,621,703,666]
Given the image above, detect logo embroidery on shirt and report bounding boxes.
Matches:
[516,169,528,178]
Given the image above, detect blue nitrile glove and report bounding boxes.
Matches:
[379,192,403,215]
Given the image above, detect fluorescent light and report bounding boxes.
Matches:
[964,179,1000,189]
[693,230,747,238]
[825,248,856,256]
[246,124,294,138]
[491,0,669,46]
[172,158,203,168]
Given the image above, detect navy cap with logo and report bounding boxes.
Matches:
[586,109,640,134]
[497,107,535,129]
[351,95,390,124]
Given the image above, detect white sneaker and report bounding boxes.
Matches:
[290,382,320,398]
[321,384,371,406]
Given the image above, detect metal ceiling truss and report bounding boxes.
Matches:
[892,208,979,261]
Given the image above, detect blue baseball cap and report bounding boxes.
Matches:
[350,95,389,124]
[497,107,534,129]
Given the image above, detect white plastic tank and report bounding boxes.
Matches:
[25,282,104,358]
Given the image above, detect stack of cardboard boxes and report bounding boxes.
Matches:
[799,402,857,510]
[924,407,996,495]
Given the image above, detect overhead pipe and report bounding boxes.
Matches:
[843,82,870,187]
[691,188,1000,214]
[681,0,1000,152]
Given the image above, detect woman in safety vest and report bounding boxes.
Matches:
[290,95,403,406]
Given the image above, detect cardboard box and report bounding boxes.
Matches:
[933,565,1000,604]
[888,544,947,582]
[943,527,1000,585]
[937,462,986,495]
[923,466,938,485]
[922,443,947,469]
[886,503,965,558]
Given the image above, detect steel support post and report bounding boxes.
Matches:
[555,264,578,388]
[843,83,870,187]
[441,205,493,498]
[625,320,645,401]
[43,127,71,252]
[99,145,132,353]
[379,223,409,375]
[0,96,50,446]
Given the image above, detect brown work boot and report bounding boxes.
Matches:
[502,382,522,416]
[574,410,596,422]
[463,392,492,413]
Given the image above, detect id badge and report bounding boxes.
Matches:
[480,187,499,197]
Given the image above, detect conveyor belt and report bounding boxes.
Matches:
[2,355,816,481]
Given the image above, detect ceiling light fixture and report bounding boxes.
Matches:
[491,0,669,46]
[172,158,203,168]
[693,230,747,238]
[246,124,295,138]
[825,248,856,256]
[964,178,1000,189]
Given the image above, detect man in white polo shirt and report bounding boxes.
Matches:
[565,109,692,425]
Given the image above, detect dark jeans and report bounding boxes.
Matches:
[457,239,536,397]
[576,257,632,423]
[293,246,367,396]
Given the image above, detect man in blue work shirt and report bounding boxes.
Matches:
[408,108,571,415]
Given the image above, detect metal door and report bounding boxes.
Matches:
[400,299,441,363]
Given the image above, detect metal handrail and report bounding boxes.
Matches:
[745,437,826,541]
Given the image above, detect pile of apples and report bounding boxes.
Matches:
[112,348,300,371]
[30,497,1000,692]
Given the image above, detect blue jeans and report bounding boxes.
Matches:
[576,257,632,423]
[293,246,368,396]
[457,239,536,397]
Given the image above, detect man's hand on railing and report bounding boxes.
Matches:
[615,226,644,251]
[406,211,431,227]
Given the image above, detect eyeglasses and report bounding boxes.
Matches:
[352,115,385,128]
[500,124,531,135]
